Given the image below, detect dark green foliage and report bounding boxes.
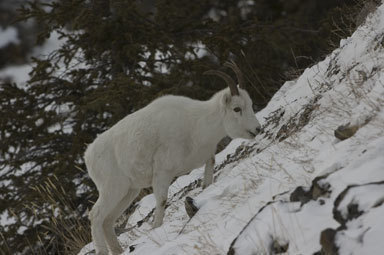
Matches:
[0,0,361,253]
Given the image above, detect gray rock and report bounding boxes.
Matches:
[184,196,199,218]
[271,238,289,254]
[334,123,359,140]
[320,228,338,255]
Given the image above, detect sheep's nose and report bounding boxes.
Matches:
[255,127,261,133]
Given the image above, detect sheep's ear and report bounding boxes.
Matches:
[222,92,231,106]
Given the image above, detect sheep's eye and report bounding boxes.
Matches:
[233,107,242,113]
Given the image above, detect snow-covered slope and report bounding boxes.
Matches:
[80,3,384,255]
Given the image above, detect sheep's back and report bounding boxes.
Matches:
[85,95,204,188]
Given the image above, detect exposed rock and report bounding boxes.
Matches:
[333,197,359,226]
[333,181,384,226]
[185,196,199,218]
[318,181,384,254]
[311,177,330,200]
[227,246,235,255]
[271,238,289,254]
[334,123,359,140]
[216,136,232,153]
[290,186,311,204]
[290,175,331,206]
[319,228,338,255]
[129,244,136,252]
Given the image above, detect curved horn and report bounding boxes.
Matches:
[224,60,244,89]
[204,70,239,96]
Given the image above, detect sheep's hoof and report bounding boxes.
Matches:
[152,219,163,229]
[185,196,199,218]
[202,183,210,189]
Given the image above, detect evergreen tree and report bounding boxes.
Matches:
[0,0,359,253]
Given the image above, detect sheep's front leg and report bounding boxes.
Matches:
[203,156,215,189]
[152,174,172,228]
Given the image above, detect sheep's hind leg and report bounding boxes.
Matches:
[90,178,130,255]
[89,198,109,255]
[104,188,140,254]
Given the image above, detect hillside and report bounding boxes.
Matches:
[80,3,384,255]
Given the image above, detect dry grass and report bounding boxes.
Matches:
[27,175,91,255]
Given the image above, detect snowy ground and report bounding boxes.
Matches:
[76,3,384,255]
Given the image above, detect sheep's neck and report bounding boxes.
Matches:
[195,98,227,151]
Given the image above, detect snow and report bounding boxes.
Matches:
[337,204,384,255]
[0,211,17,232]
[336,182,384,221]
[32,31,65,57]
[0,64,32,85]
[0,26,19,48]
[233,200,336,255]
[71,2,383,254]
[0,30,66,85]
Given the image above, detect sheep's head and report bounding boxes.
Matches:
[205,61,261,139]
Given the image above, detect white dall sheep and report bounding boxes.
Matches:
[85,61,261,255]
